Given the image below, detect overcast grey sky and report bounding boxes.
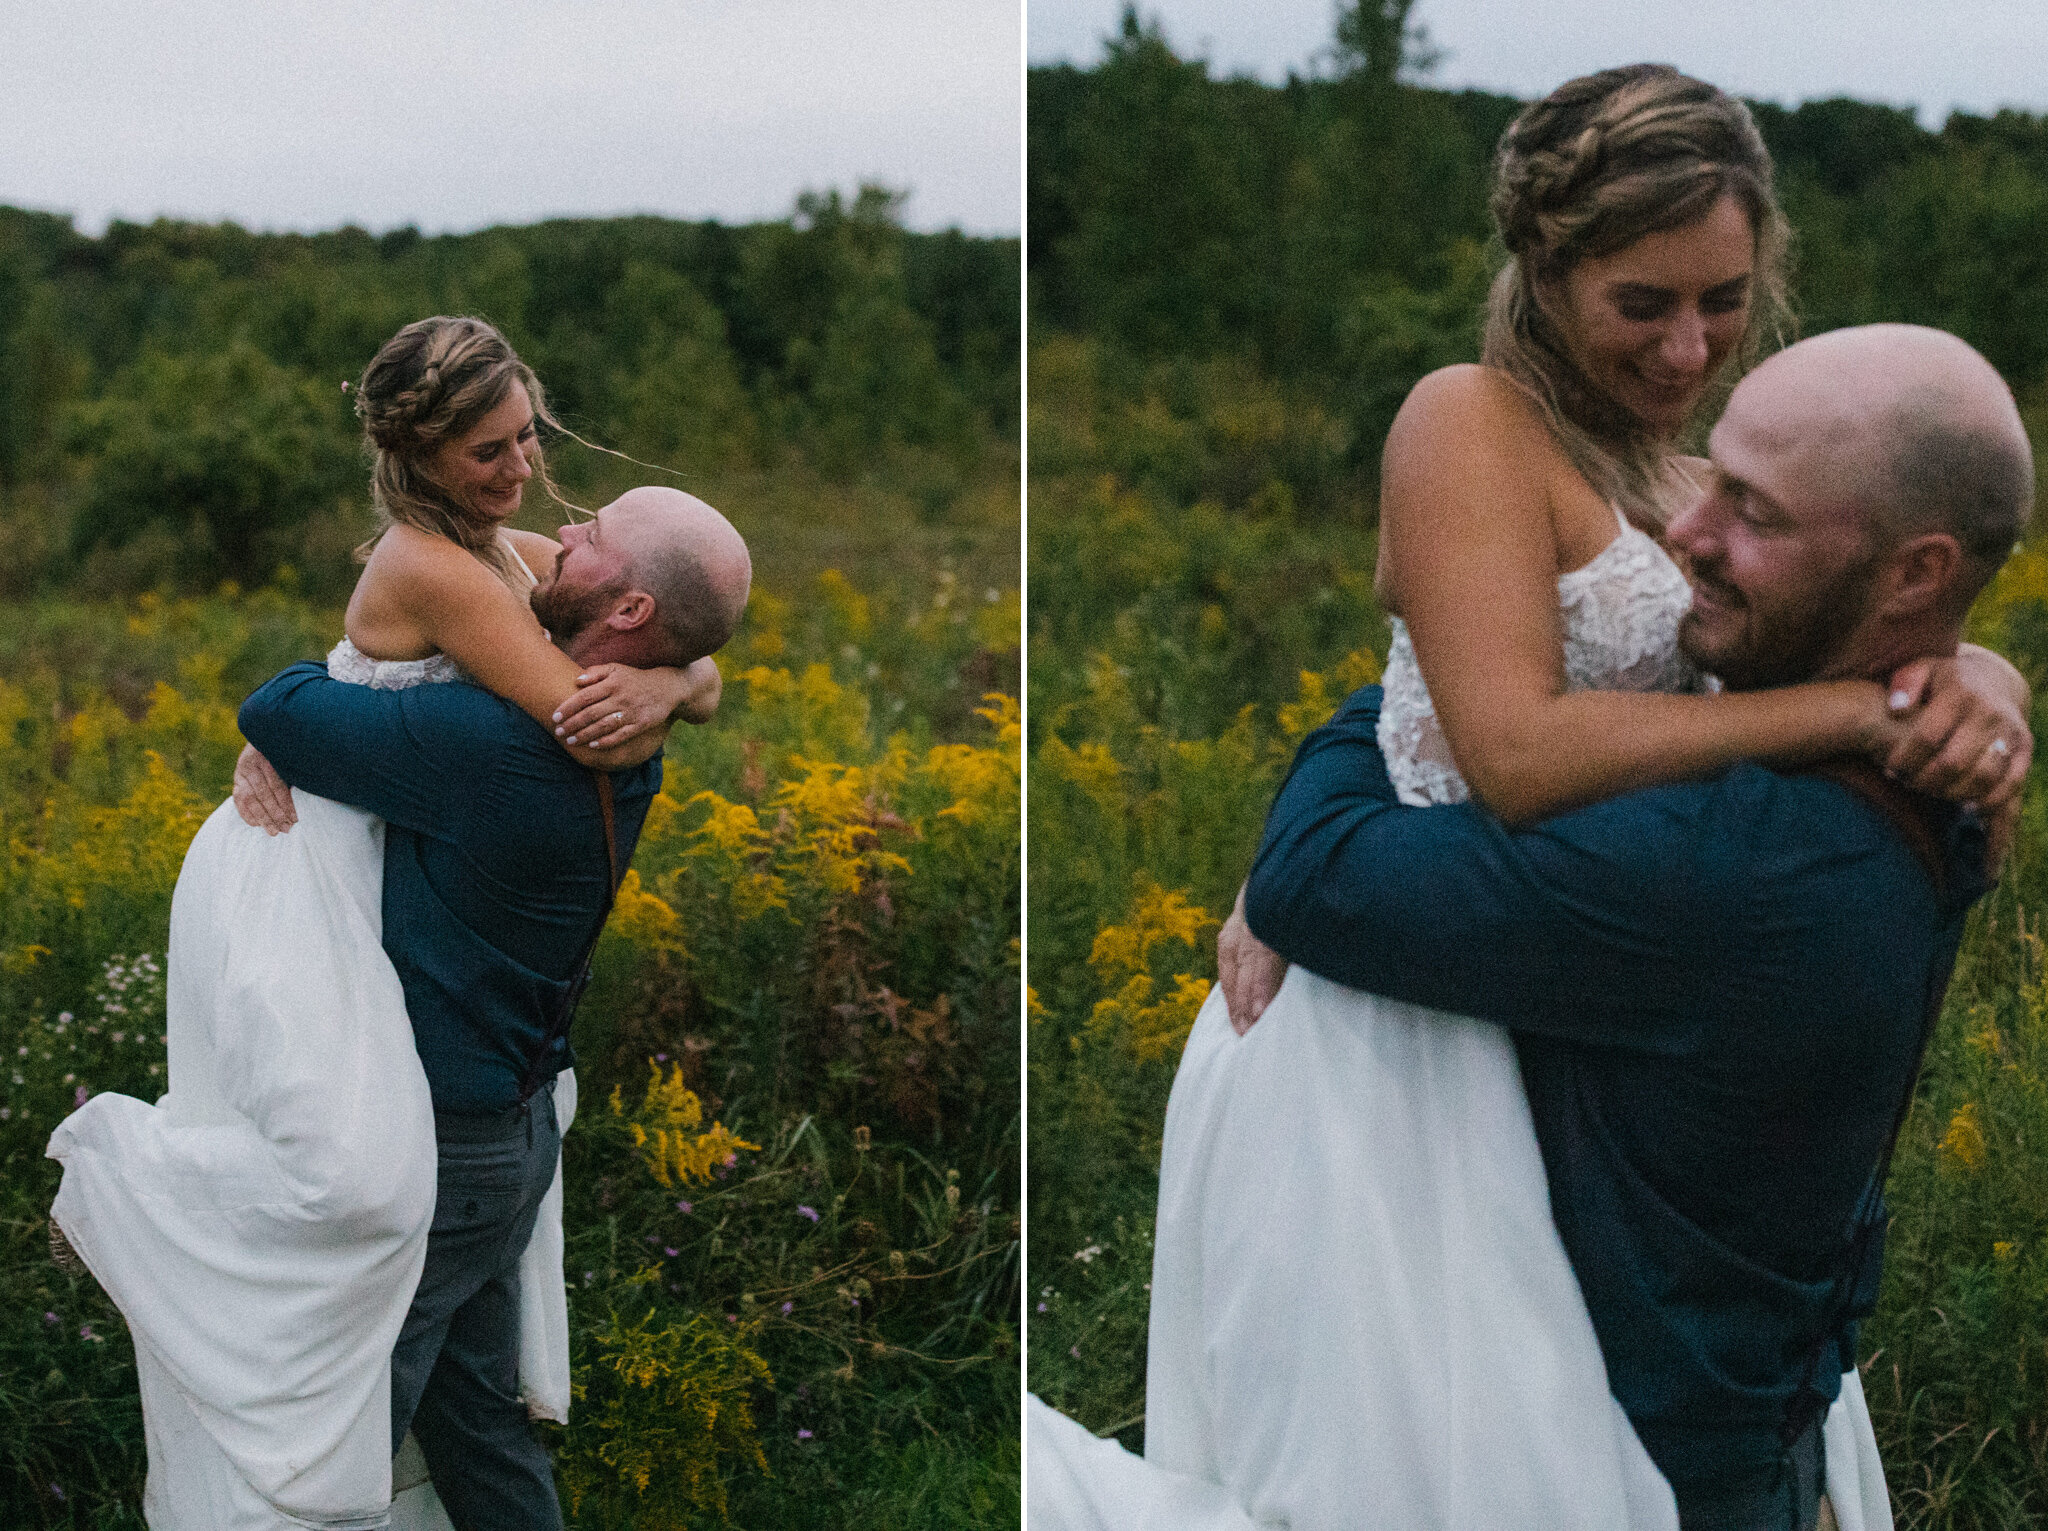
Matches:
[1030,0,2048,123]
[1,1,1021,238]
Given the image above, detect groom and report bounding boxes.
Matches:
[1221,325,2032,1530]
[236,487,750,1530]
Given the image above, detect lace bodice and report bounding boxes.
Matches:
[1377,517,1708,806]
[326,636,464,690]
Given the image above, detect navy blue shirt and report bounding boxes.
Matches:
[239,663,660,1113]
[1244,686,1985,1496]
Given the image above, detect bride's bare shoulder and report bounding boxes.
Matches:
[1387,365,1555,458]
[1374,368,1567,609]
[348,525,508,658]
[1381,365,1563,519]
[359,524,498,596]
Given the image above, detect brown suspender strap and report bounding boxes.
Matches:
[595,770,619,888]
[517,769,622,1103]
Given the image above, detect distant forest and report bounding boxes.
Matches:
[0,187,1020,597]
[1030,4,2048,515]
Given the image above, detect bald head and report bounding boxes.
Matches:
[604,486,752,665]
[1751,325,2031,609]
[534,486,751,668]
[1675,325,2032,688]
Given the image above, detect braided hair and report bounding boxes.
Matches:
[352,316,580,585]
[1482,65,1791,525]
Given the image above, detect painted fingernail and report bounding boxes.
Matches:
[552,711,562,722]
[566,736,578,744]
[555,726,565,736]
[1890,691,1913,710]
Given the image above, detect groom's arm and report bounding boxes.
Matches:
[1243,686,1715,1054]
[237,663,496,837]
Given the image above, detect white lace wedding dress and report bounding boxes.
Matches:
[47,632,578,1530]
[1028,515,1893,1531]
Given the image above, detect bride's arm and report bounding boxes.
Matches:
[1378,367,2017,826]
[356,526,684,771]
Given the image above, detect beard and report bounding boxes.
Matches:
[1680,551,1880,692]
[530,575,624,646]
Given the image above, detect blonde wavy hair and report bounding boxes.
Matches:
[1483,65,1792,526]
[352,316,582,586]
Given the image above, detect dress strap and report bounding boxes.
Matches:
[496,531,540,588]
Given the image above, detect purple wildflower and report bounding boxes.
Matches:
[49,1484,64,1502]
[655,1052,668,1062]
[73,1085,88,1108]
[1037,1301,1047,1312]
[676,1200,693,1213]
[797,1204,820,1223]
[80,1324,97,1341]
[43,1311,57,1325]
[781,1301,794,1314]
[664,1247,679,1257]
[1070,1346,1081,1359]
[797,1429,814,1440]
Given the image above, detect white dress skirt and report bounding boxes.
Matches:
[1028,520,1894,1531]
[47,635,577,1530]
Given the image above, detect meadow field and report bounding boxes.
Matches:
[1026,16,2048,1525]
[0,559,1020,1530]
[1025,326,2048,1529]
[0,195,1020,1528]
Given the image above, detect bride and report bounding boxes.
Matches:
[47,315,717,1529]
[1030,66,2030,1531]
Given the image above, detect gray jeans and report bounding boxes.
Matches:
[391,1089,563,1531]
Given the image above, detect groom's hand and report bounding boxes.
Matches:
[1219,883,1289,1035]
[233,744,298,834]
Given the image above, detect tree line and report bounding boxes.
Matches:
[0,187,1019,596]
[1030,3,2048,514]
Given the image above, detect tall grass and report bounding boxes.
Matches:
[1027,333,2048,1526]
[0,562,1019,1528]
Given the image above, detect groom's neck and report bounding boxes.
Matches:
[561,627,667,671]
[1812,627,1964,687]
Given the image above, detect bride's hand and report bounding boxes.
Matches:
[1219,883,1289,1036]
[1881,653,2032,808]
[1881,652,2031,877]
[552,663,699,749]
[233,744,297,834]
